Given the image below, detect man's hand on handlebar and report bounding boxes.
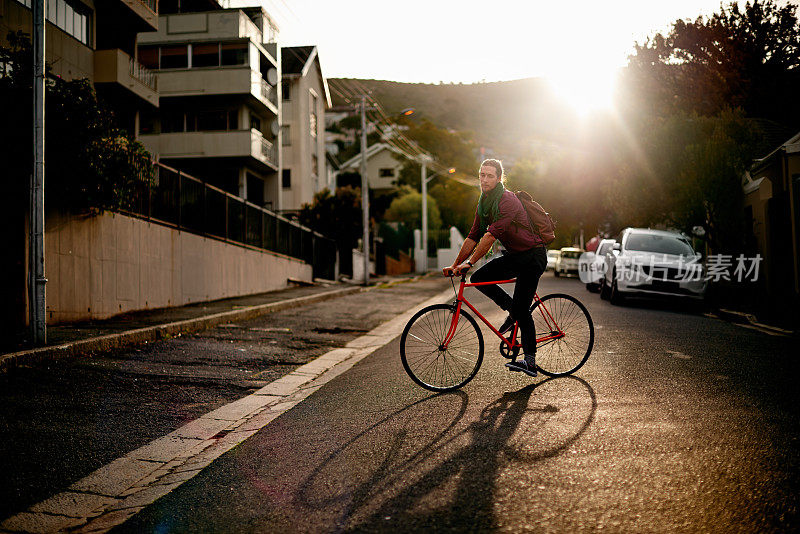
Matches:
[442,262,472,277]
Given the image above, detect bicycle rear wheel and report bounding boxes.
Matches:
[530,294,594,377]
[400,304,484,392]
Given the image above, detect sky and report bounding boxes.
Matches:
[228,0,784,115]
[231,0,758,84]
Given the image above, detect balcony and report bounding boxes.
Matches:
[260,79,278,108]
[140,129,278,170]
[121,0,158,30]
[94,49,158,107]
[139,11,275,55]
[157,67,277,114]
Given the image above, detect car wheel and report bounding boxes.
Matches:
[586,283,598,293]
[609,274,625,305]
[554,269,560,277]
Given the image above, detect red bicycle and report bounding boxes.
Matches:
[400,273,594,391]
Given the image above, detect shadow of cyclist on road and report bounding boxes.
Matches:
[297,376,596,532]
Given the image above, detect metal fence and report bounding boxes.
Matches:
[127,162,337,280]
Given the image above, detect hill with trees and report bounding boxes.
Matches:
[328,77,580,161]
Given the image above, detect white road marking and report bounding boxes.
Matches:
[667,350,692,360]
[1,289,453,534]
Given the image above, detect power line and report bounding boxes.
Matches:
[328,79,478,188]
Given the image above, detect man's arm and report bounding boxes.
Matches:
[444,233,497,276]
[442,237,477,276]
[467,232,496,265]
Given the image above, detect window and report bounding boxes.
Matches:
[56,1,65,28]
[185,111,198,132]
[282,169,291,189]
[138,46,159,70]
[379,168,394,178]
[626,233,695,256]
[250,115,261,132]
[161,110,239,133]
[161,111,184,133]
[17,0,91,45]
[220,42,248,66]
[197,111,227,131]
[281,125,290,146]
[139,112,157,135]
[192,43,220,68]
[282,82,291,101]
[160,45,188,69]
[309,93,318,138]
[311,154,318,176]
[247,173,264,205]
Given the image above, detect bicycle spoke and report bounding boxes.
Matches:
[401,305,483,391]
[531,295,593,376]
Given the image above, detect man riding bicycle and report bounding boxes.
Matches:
[442,159,548,377]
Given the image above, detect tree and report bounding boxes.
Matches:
[0,32,154,213]
[297,186,363,247]
[623,0,800,126]
[393,118,480,233]
[383,187,442,232]
[607,110,767,253]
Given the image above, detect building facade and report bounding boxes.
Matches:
[743,131,800,300]
[1,0,160,134]
[136,3,282,210]
[280,45,330,214]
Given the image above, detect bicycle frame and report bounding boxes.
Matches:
[442,275,565,350]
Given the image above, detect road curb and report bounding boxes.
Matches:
[0,286,364,373]
[0,287,454,533]
[714,308,795,336]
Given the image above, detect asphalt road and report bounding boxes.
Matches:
[0,276,450,522]
[112,273,800,533]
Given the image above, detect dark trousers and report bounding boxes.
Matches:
[470,247,548,355]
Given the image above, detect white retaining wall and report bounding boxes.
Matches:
[45,211,312,324]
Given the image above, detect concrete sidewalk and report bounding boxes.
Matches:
[1,276,426,372]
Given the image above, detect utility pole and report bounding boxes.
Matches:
[30,0,46,344]
[359,95,369,285]
[420,155,431,273]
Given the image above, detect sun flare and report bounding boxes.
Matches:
[545,66,619,117]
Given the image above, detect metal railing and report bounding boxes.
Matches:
[128,55,158,91]
[127,162,336,280]
[134,0,158,14]
[261,78,278,107]
[260,136,277,167]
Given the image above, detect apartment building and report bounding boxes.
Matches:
[1,0,160,133]
[280,45,330,214]
[136,3,282,210]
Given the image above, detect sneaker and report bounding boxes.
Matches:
[498,314,515,334]
[505,356,538,377]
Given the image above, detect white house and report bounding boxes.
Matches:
[280,45,331,213]
[337,142,406,193]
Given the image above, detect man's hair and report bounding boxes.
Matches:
[480,159,504,182]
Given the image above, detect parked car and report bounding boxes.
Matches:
[554,247,582,277]
[546,249,560,271]
[600,228,706,304]
[583,238,616,292]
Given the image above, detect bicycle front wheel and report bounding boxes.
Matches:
[400,304,484,392]
[531,294,594,377]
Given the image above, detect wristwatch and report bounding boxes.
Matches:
[466,260,473,267]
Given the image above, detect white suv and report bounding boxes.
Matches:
[600,228,706,304]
